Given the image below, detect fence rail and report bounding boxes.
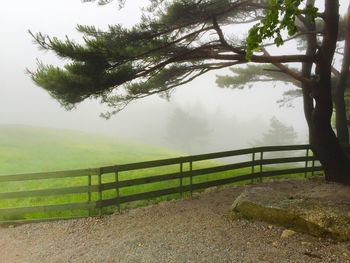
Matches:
[0,144,325,223]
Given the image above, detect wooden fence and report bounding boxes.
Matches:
[0,144,324,223]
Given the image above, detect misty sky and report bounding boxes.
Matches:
[1,0,347,148]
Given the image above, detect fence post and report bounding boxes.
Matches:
[189,161,193,197]
[98,168,102,217]
[87,170,92,216]
[114,166,121,213]
[304,148,309,178]
[179,162,183,198]
[259,151,263,183]
[251,150,255,184]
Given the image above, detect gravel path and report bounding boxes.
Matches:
[0,182,349,263]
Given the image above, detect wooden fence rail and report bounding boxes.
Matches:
[0,144,326,223]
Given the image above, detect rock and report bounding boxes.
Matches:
[230,180,350,241]
[281,229,296,238]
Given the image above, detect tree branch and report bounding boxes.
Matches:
[260,31,321,48]
[260,48,312,86]
[212,16,245,55]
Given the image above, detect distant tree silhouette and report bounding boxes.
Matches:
[166,108,211,153]
[255,116,297,146]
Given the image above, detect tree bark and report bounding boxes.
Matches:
[335,82,349,143]
[335,3,350,144]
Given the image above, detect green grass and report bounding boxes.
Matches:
[0,125,187,220]
[0,124,180,175]
[0,125,311,222]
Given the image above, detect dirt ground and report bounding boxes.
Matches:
[0,179,349,263]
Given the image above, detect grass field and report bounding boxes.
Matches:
[0,125,181,175]
[0,125,234,220]
[0,125,309,221]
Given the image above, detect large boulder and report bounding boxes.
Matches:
[231,178,350,241]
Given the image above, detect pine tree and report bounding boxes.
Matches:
[255,117,298,146]
[29,0,350,185]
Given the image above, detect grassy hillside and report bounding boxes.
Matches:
[0,125,179,175]
[0,125,235,220]
[0,125,305,222]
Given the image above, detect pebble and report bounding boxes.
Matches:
[281,229,296,238]
[301,241,312,246]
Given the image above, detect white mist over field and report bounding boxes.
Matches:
[3,0,343,154]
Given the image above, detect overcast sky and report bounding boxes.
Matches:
[1,0,347,146]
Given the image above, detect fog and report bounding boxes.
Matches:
[0,0,320,154]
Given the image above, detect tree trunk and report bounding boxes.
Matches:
[309,0,350,185]
[309,89,350,184]
[300,0,316,141]
[335,3,350,144]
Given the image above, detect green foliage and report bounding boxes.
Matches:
[216,64,297,89]
[158,0,233,26]
[216,64,302,106]
[29,0,265,115]
[125,65,191,96]
[246,0,318,59]
[30,61,134,109]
